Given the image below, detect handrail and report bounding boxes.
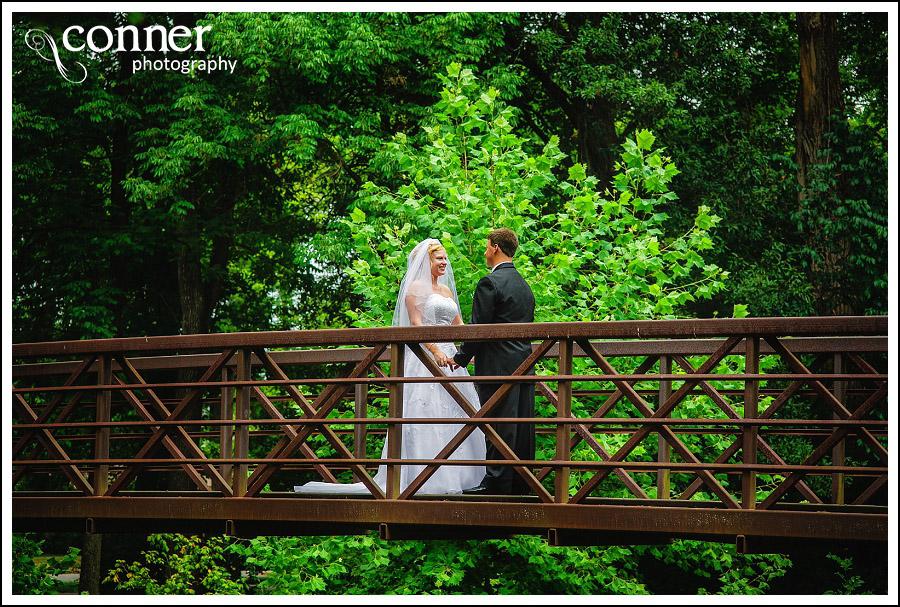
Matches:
[12,336,888,377]
[12,316,888,357]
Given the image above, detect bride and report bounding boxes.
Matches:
[295,238,486,495]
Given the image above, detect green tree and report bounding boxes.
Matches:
[14,12,535,344]
[503,12,884,319]
[344,64,728,327]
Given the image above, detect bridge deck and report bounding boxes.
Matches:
[13,492,887,554]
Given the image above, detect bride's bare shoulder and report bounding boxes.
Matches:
[437,284,453,298]
[406,280,431,298]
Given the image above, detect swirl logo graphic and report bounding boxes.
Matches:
[26,29,87,84]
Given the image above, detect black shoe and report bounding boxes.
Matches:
[462,483,492,495]
[464,483,515,495]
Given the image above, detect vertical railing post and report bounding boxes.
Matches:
[656,354,671,500]
[555,338,573,503]
[219,366,233,483]
[386,343,404,499]
[742,337,759,509]
[233,349,250,497]
[354,381,369,483]
[832,352,846,504]
[94,354,112,495]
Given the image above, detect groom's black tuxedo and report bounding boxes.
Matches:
[454,261,536,494]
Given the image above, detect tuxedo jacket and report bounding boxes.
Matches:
[454,262,535,377]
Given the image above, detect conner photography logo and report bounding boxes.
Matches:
[25,21,237,83]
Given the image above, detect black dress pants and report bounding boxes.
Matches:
[476,381,535,493]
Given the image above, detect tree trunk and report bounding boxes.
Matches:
[109,13,140,336]
[508,16,619,189]
[522,70,618,188]
[572,100,617,190]
[78,534,102,594]
[796,13,844,191]
[795,13,850,315]
[177,224,209,337]
[109,118,131,334]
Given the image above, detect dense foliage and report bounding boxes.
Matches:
[11,534,80,595]
[104,534,244,594]
[13,12,886,342]
[98,532,883,595]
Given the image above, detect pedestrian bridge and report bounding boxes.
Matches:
[12,317,888,553]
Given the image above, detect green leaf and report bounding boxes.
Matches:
[568,163,587,182]
[636,129,655,151]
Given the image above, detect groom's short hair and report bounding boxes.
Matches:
[489,228,519,257]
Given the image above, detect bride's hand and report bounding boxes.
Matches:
[434,352,451,367]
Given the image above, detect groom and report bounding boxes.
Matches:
[453,228,536,495]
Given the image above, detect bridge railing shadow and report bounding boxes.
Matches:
[12,317,888,520]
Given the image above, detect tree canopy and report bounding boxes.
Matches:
[13,11,887,343]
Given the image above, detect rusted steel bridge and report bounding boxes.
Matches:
[12,317,888,552]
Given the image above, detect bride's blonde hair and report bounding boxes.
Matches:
[427,242,446,257]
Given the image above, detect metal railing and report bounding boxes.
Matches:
[13,316,887,517]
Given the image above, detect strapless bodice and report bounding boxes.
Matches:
[422,293,458,326]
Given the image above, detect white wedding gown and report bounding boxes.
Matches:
[294,293,486,496]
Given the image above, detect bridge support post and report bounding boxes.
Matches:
[555,339,573,503]
[657,354,671,500]
[832,352,846,504]
[220,367,234,483]
[233,349,251,497]
[94,354,112,495]
[354,381,369,483]
[386,344,405,499]
[742,337,759,509]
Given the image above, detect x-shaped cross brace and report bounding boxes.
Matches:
[113,355,233,495]
[104,348,237,496]
[569,337,743,507]
[245,345,387,498]
[13,355,96,487]
[532,354,657,500]
[13,393,93,494]
[672,352,823,504]
[397,340,556,502]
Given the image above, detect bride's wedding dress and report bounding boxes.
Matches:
[294,292,486,496]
